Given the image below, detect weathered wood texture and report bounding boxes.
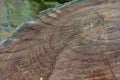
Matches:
[0,0,120,80]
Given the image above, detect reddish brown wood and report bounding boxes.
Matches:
[0,0,120,80]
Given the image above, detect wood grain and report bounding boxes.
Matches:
[0,0,120,80]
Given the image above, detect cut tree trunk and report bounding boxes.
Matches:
[0,0,120,80]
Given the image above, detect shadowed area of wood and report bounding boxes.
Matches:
[0,0,120,80]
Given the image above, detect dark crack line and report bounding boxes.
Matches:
[44,33,77,80]
[95,11,118,80]
[43,45,67,80]
[39,18,72,27]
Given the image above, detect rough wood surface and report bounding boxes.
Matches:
[0,0,120,80]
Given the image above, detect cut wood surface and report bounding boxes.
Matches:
[0,0,120,80]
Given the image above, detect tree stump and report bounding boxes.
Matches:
[0,0,120,80]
